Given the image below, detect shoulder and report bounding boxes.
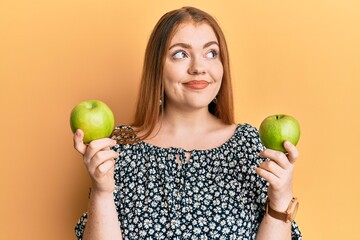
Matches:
[235,123,261,139]
[233,123,265,152]
[111,125,140,145]
[111,126,143,168]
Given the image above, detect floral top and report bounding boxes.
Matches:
[75,124,302,239]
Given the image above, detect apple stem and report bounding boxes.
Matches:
[276,115,279,120]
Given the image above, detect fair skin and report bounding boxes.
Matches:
[73,22,298,240]
[147,22,235,152]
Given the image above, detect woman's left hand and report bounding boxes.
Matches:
[255,141,299,211]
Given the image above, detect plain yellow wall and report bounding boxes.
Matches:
[1,0,359,239]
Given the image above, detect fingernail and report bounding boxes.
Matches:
[75,129,81,136]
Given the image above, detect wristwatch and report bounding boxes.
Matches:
[265,197,299,222]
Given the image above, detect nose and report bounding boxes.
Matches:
[188,57,206,75]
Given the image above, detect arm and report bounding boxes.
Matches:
[82,189,122,240]
[74,130,123,240]
[255,141,299,240]
[255,200,292,239]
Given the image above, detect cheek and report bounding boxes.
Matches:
[163,76,181,98]
[163,63,182,83]
[211,62,224,83]
[211,63,223,95]
[218,68,224,82]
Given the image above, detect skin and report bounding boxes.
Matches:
[74,130,122,240]
[163,22,223,113]
[256,141,298,239]
[73,22,299,240]
[147,22,235,151]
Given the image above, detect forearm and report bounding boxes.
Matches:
[83,190,122,240]
[256,214,291,240]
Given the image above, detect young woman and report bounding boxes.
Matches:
[74,6,302,240]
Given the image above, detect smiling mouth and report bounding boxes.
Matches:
[183,80,209,90]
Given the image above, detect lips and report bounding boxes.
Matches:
[183,80,209,90]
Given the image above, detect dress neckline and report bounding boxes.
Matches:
[138,124,244,153]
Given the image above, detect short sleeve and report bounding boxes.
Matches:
[291,221,302,239]
[242,125,269,231]
[75,212,88,240]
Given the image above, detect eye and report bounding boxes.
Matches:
[206,50,219,59]
[172,50,188,59]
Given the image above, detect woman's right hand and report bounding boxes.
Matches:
[73,129,119,194]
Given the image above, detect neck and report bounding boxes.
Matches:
[159,106,218,135]
[143,105,235,150]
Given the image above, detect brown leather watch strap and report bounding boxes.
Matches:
[265,197,299,222]
[266,200,288,222]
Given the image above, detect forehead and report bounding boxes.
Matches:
[169,22,218,44]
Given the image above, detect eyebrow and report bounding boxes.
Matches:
[168,41,219,50]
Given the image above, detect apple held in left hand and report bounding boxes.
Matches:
[256,114,300,212]
[70,100,115,143]
[259,114,300,152]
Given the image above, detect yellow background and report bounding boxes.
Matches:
[1,0,359,239]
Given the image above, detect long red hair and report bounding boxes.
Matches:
[126,7,234,141]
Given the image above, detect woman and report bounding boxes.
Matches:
[74,6,302,240]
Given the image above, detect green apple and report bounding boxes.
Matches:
[70,100,115,143]
[259,114,300,152]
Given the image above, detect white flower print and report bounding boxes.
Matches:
[75,124,302,240]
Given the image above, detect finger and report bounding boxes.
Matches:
[259,160,283,179]
[97,159,115,175]
[84,138,117,163]
[255,166,279,185]
[283,141,299,164]
[73,129,87,155]
[259,149,289,169]
[87,149,119,173]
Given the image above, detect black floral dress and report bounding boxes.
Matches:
[75,124,302,239]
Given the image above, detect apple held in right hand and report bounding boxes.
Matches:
[259,114,300,152]
[70,100,115,143]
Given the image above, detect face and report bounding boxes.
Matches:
[163,22,223,112]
